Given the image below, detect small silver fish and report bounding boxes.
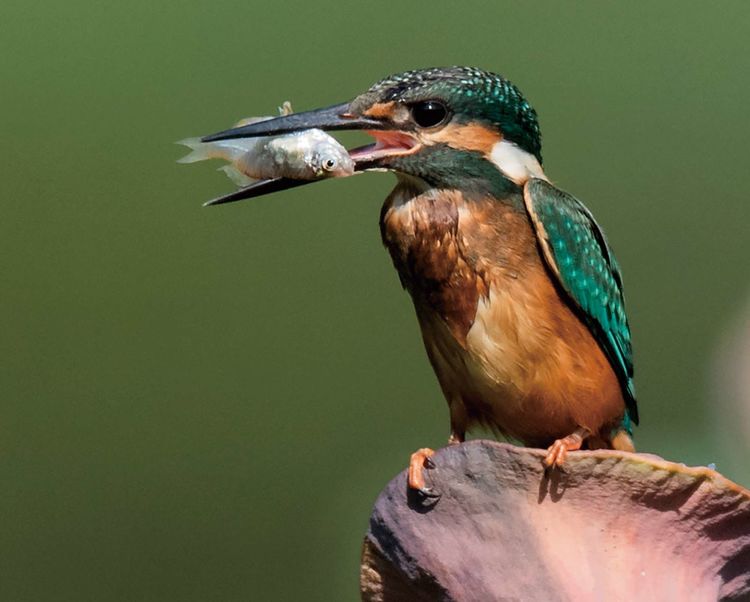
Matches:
[178,102,354,185]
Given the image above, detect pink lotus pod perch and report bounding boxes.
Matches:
[361,440,750,601]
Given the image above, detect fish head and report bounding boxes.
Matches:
[310,145,355,178]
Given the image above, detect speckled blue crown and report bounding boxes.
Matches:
[363,66,542,163]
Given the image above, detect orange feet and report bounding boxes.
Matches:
[611,429,636,453]
[408,448,436,494]
[544,427,589,467]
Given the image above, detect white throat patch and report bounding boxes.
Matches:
[489,140,547,185]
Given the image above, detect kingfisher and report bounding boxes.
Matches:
[201,66,639,494]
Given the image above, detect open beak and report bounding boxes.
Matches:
[200,101,419,206]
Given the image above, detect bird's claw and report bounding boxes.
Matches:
[543,427,588,468]
[544,440,570,468]
[415,485,441,499]
[408,447,436,492]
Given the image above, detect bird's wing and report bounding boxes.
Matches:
[523,178,638,426]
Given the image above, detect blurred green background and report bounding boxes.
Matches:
[3,1,749,599]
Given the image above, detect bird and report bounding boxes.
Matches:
[200,66,639,494]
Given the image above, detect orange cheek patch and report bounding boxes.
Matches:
[363,102,397,119]
[427,122,502,154]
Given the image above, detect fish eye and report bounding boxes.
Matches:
[410,100,449,128]
[323,158,337,171]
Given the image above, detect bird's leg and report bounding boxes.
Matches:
[408,448,436,493]
[447,400,467,446]
[448,430,464,445]
[544,426,590,467]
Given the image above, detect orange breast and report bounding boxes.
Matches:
[381,186,626,445]
[462,264,625,444]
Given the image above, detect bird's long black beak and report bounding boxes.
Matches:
[201,102,385,142]
[203,177,312,206]
[200,101,393,206]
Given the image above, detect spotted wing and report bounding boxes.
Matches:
[523,178,638,426]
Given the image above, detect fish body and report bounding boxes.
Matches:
[178,105,354,183]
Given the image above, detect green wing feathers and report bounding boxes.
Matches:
[523,178,639,427]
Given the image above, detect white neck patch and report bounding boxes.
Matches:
[489,140,547,185]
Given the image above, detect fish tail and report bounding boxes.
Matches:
[176,138,220,164]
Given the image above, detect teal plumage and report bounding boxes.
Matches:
[351,66,542,162]
[524,178,639,429]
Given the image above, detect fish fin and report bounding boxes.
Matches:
[218,165,255,187]
[233,103,292,126]
[176,138,215,164]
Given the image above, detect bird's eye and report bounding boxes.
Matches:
[410,100,449,128]
[323,158,337,171]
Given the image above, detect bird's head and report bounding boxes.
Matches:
[202,67,545,204]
